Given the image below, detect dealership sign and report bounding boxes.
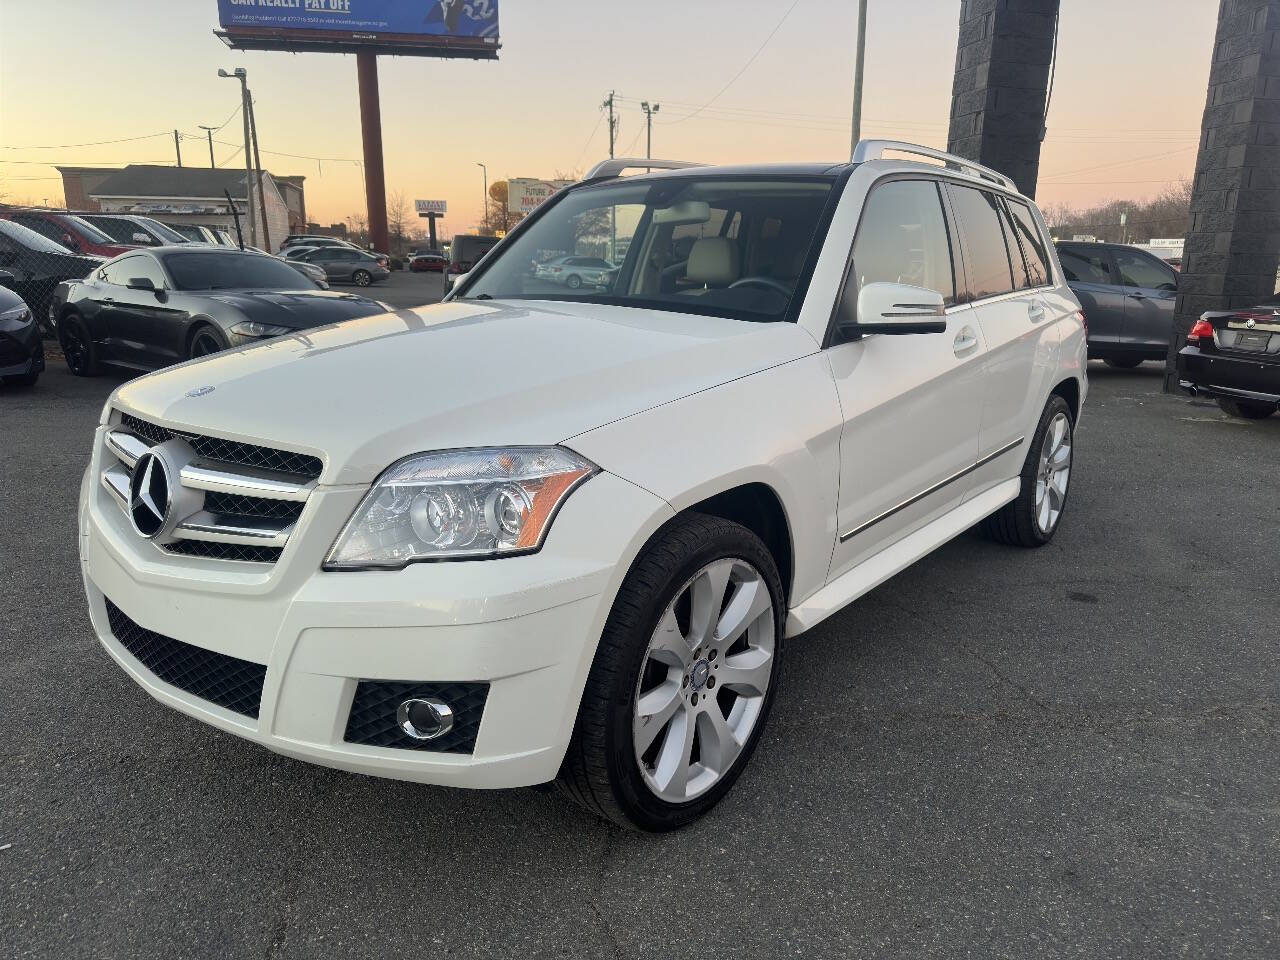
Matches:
[415,199,447,216]
[216,0,500,40]
[508,178,573,215]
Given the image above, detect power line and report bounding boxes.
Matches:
[573,110,607,171]
[1,132,170,150]
[1041,145,1197,180]
[665,0,804,125]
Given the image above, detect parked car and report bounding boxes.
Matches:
[0,218,103,325]
[281,235,354,250]
[409,251,447,272]
[161,222,223,245]
[1177,299,1280,419]
[49,246,387,375]
[280,257,329,287]
[80,214,192,248]
[445,234,500,291]
[533,254,615,289]
[0,282,44,387]
[1055,241,1178,368]
[1,210,138,258]
[295,247,390,286]
[78,144,1086,830]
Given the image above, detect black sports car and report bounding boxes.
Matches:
[0,282,44,387]
[1177,299,1280,419]
[0,219,103,330]
[49,246,391,376]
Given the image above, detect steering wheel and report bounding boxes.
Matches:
[728,276,792,296]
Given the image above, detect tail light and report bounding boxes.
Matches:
[1076,310,1087,332]
[1187,318,1215,344]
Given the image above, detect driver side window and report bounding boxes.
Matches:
[1113,248,1176,291]
[848,179,957,306]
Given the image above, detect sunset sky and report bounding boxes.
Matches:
[1,0,1217,235]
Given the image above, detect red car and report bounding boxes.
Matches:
[409,251,447,272]
[1,210,140,258]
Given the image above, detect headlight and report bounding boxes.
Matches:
[230,321,292,338]
[0,306,32,324]
[325,447,597,569]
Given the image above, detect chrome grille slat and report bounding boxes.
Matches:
[100,413,320,564]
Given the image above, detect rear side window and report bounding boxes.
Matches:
[948,185,1016,301]
[850,179,957,305]
[1005,201,1053,287]
[1058,247,1113,285]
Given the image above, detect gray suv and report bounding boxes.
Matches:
[1055,241,1178,368]
[298,247,390,287]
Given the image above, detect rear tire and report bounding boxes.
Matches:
[59,314,100,377]
[566,274,583,290]
[1104,357,1143,369]
[556,513,785,831]
[983,395,1074,548]
[353,269,372,287]
[1217,397,1275,420]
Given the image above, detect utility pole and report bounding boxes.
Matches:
[247,92,271,252]
[174,130,183,167]
[356,52,390,255]
[219,67,257,247]
[198,125,217,168]
[641,101,660,159]
[475,162,488,233]
[602,91,618,158]
[850,0,868,158]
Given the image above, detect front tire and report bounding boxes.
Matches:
[983,395,1074,547]
[59,314,100,377]
[557,513,785,831]
[565,274,583,290]
[1217,397,1275,419]
[352,269,372,287]
[188,326,228,360]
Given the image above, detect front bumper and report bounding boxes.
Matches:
[1177,345,1280,404]
[80,441,673,789]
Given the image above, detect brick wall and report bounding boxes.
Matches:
[947,0,1060,198]
[1166,0,1280,380]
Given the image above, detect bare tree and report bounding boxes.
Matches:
[387,190,409,254]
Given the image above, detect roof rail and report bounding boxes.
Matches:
[852,140,1018,191]
[584,157,704,181]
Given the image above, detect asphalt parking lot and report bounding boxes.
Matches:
[347,268,446,310]
[2,360,1277,959]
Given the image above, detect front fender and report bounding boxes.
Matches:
[564,352,843,609]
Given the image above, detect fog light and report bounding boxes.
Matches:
[396,697,455,740]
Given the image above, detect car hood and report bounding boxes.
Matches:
[202,289,385,328]
[111,298,820,484]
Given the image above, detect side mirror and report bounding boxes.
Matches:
[844,282,947,335]
[0,268,15,287]
[126,277,157,292]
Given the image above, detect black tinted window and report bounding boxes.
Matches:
[101,256,144,285]
[12,215,62,244]
[850,179,956,304]
[949,186,1016,301]
[1113,248,1177,291]
[162,252,317,290]
[122,256,167,288]
[1057,247,1113,284]
[1006,201,1052,287]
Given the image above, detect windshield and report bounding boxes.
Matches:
[65,215,116,244]
[0,219,75,255]
[137,218,189,244]
[161,251,318,291]
[460,176,836,322]
[86,216,159,245]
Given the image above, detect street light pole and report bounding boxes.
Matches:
[641,101,660,159]
[218,67,257,247]
[476,161,488,233]
[197,125,217,168]
[850,0,868,158]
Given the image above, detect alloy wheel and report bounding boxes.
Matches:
[1034,412,1072,534]
[60,322,87,373]
[632,557,776,803]
[190,331,222,358]
[354,270,372,286]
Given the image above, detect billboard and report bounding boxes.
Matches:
[216,1,500,57]
[415,199,447,216]
[508,178,574,215]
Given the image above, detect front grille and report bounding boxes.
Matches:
[104,598,266,718]
[203,491,305,524]
[119,413,323,481]
[162,540,284,563]
[0,334,29,365]
[345,681,489,754]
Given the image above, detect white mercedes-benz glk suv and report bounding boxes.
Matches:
[79,142,1086,831]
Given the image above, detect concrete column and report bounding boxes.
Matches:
[1166,0,1280,383]
[947,0,1059,198]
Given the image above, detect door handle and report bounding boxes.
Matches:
[953,327,979,355]
[1028,301,1046,322]
[1127,292,1148,300]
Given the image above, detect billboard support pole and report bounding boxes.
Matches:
[357,51,390,254]
[247,91,271,252]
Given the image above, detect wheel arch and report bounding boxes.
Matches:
[184,316,223,350]
[1051,375,1081,422]
[681,483,795,606]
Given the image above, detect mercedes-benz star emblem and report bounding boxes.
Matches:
[185,386,215,398]
[129,452,171,538]
[1245,318,1257,330]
